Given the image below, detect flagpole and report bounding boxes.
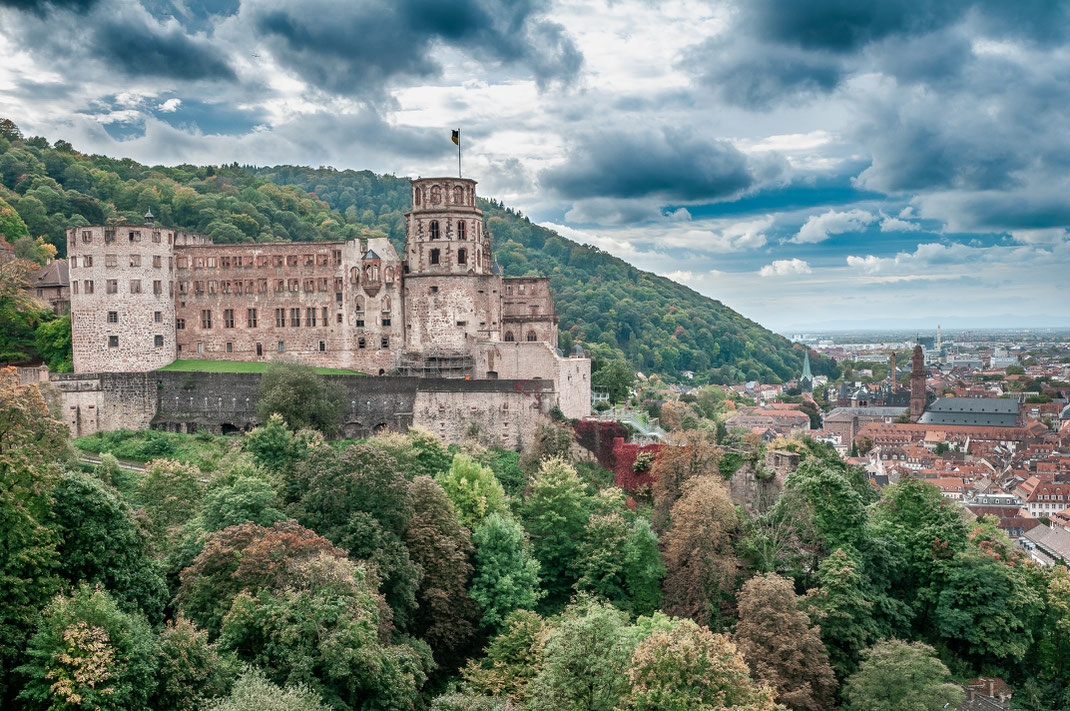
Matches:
[457,128,461,178]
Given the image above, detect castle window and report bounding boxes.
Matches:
[430,221,440,240]
[319,341,326,352]
[430,285,438,293]
[153,280,162,295]
[72,282,78,294]
[105,229,115,244]
[527,331,537,342]
[358,337,366,349]
[430,185,441,205]
[275,308,285,327]
[256,343,263,356]
[177,257,188,269]
[226,342,233,353]
[155,335,164,347]
[108,335,118,348]
[290,307,301,327]
[504,331,515,342]
[221,256,231,268]
[107,311,118,323]
[456,321,466,327]
[247,308,257,328]
[81,230,92,243]
[197,343,204,354]
[382,318,391,327]
[458,248,467,264]
[129,254,141,267]
[105,254,117,268]
[430,249,440,265]
[356,319,365,327]
[336,291,343,303]
[259,279,268,293]
[318,278,328,292]
[129,280,141,294]
[221,281,230,294]
[154,311,162,323]
[381,337,389,349]
[277,341,285,353]
[129,231,140,242]
[275,280,284,292]
[307,307,317,327]
[84,256,93,267]
[415,188,421,206]
[176,319,185,329]
[201,310,212,329]
[382,295,391,312]
[207,280,217,294]
[224,309,234,328]
[453,185,464,205]
[152,231,160,243]
[336,312,342,323]
[235,281,243,295]
[70,256,77,269]
[332,249,342,264]
[458,221,466,240]
[288,279,299,292]
[153,255,161,268]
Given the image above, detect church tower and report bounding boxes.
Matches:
[403,177,502,356]
[910,345,926,421]
[800,349,813,393]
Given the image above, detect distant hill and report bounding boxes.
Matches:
[0,122,836,383]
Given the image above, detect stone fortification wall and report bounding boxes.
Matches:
[478,341,591,419]
[502,277,557,347]
[52,370,554,449]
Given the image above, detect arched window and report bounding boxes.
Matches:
[382,295,391,312]
[430,220,440,240]
[457,221,466,240]
[354,295,365,312]
[384,265,394,282]
[458,248,467,265]
[414,188,421,206]
[504,331,515,342]
[453,185,464,204]
[430,185,441,205]
[350,267,359,283]
[527,331,538,342]
[365,264,379,281]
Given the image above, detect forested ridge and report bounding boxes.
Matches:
[0,119,837,383]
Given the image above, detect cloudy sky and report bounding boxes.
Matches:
[1,0,1068,331]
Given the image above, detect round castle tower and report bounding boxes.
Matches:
[403,177,502,353]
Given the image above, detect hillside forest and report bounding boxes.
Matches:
[4,365,1070,710]
[0,118,838,384]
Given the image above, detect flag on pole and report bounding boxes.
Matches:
[451,129,460,145]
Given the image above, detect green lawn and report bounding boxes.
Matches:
[157,359,365,375]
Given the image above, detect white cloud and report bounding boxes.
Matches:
[846,255,884,273]
[1009,228,1068,246]
[791,208,875,243]
[158,98,182,112]
[759,258,812,276]
[661,270,696,283]
[879,214,921,232]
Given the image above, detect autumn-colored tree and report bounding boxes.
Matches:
[651,430,721,529]
[16,585,158,711]
[51,470,169,623]
[404,476,478,659]
[518,457,591,610]
[436,453,508,530]
[660,475,740,626]
[461,609,548,704]
[176,519,347,635]
[618,619,784,711]
[528,596,635,711]
[0,370,65,698]
[842,640,963,711]
[734,573,837,711]
[151,616,235,711]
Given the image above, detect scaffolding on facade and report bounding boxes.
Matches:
[394,347,474,378]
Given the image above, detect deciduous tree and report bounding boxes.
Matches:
[202,667,330,711]
[660,475,740,626]
[734,573,837,711]
[461,609,548,704]
[470,513,543,630]
[842,640,963,711]
[256,364,342,435]
[618,619,783,711]
[151,616,235,711]
[435,453,507,530]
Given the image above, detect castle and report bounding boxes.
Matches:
[57,176,590,445]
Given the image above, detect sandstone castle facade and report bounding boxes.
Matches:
[59,176,589,443]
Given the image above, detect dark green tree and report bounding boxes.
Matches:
[256,364,342,435]
[842,640,963,711]
[470,513,544,630]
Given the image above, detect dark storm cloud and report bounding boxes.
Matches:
[249,0,582,97]
[92,16,235,80]
[684,0,1070,109]
[540,129,760,202]
[0,0,99,14]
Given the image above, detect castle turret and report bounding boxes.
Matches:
[403,177,501,353]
